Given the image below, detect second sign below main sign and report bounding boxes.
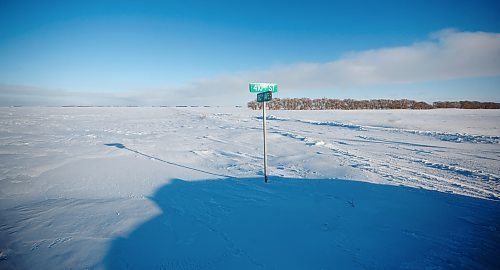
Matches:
[257,91,273,102]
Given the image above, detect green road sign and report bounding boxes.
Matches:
[257,91,272,102]
[249,83,278,93]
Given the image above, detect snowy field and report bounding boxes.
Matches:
[0,107,499,269]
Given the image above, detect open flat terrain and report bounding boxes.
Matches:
[0,107,499,269]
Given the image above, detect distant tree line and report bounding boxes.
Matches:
[247,98,500,110]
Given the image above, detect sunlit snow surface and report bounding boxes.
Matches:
[0,107,499,269]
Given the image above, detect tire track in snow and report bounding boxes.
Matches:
[265,121,499,200]
[173,111,499,199]
[257,115,499,144]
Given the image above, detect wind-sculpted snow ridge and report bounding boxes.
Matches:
[258,113,500,200]
[298,120,365,130]
[263,116,499,144]
[376,127,500,144]
[272,127,500,200]
[256,116,365,130]
[414,159,500,183]
[255,115,287,121]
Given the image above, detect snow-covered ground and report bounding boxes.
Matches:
[0,107,499,269]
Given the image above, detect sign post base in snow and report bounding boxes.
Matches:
[250,83,277,183]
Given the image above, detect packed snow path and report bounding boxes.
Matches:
[0,107,499,269]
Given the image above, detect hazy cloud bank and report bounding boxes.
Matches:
[2,29,499,106]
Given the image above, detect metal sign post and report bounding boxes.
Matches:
[262,99,268,183]
[251,83,277,183]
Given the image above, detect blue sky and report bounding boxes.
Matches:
[0,0,499,106]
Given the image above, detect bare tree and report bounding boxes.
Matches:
[248,98,499,110]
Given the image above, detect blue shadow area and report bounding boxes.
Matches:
[104,177,499,269]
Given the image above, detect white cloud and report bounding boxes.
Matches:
[2,29,499,106]
[157,29,500,104]
[263,29,500,89]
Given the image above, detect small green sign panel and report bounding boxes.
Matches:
[257,91,272,102]
[249,83,278,93]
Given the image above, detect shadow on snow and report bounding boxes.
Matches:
[104,143,230,178]
[103,176,500,269]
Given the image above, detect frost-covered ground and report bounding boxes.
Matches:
[0,107,499,269]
